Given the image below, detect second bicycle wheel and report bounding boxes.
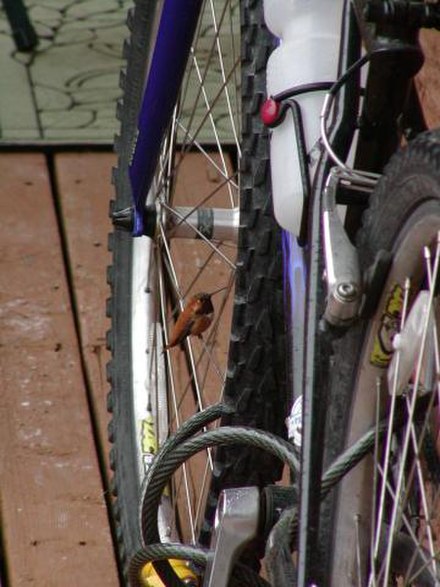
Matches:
[107,0,289,581]
[322,130,440,586]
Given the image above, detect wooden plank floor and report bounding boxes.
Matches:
[0,152,119,586]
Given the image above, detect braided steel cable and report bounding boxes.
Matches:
[264,507,298,586]
[130,417,299,585]
[129,403,298,585]
[138,403,235,546]
[320,419,388,499]
[134,403,235,586]
[279,418,389,550]
[140,425,300,545]
[130,401,389,585]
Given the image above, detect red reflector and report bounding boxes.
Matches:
[260,98,280,126]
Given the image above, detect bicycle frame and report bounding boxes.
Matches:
[126,0,430,585]
[129,0,203,236]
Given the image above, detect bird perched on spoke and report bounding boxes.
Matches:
[164,292,214,350]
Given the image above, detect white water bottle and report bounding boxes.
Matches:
[264,0,345,236]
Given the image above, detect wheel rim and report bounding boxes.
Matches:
[130,0,241,546]
[330,204,440,586]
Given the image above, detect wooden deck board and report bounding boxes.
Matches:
[54,152,115,475]
[0,153,118,586]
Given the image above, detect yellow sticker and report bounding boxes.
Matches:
[141,413,157,473]
[141,414,157,454]
[370,283,403,367]
[140,414,170,495]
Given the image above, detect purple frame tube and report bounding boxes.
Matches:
[129,0,203,236]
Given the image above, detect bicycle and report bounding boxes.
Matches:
[107,0,440,585]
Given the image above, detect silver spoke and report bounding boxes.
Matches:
[198,273,235,385]
[164,266,234,400]
[373,463,439,585]
[381,234,440,586]
[177,120,239,190]
[158,249,197,543]
[159,223,217,446]
[369,235,440,585]
[182,52,240,158]
[370,277,412,581]
[179,0,232,151]
[181,52,240,208]
[155,106,179,205]
[407,552,440,585]
[208,0,241,155]
[404,392,437,573]
[369,378,381,587]
[174,1,239,208]
[161,202,236,269]
[175,0,207,127]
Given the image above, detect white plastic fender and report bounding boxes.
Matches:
[263,0,345,236]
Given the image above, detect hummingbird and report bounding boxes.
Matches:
[164,292,214,350]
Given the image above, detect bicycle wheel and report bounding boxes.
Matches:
[323,130,440,585]
[106,0,288,580]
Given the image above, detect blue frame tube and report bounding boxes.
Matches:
[129,0,203,236]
